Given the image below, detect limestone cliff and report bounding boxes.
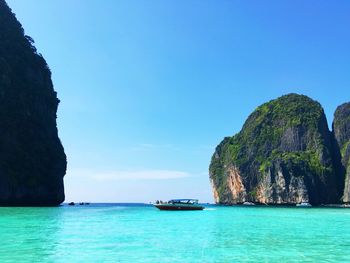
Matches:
[333,103,350,202]
[0,0,66,205]
[210,94,341,205]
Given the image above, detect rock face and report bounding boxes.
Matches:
[210,94,342,205]
[333,103,350,202]
[0,1,66,205]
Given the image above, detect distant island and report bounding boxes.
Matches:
[0,0,66,205]
[210,94,350,205]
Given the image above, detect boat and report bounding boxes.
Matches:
[154,199,204,211]
[296,202,312,207]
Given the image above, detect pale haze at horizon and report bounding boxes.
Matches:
[7,0,350,203]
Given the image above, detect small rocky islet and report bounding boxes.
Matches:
[210,94,350,206]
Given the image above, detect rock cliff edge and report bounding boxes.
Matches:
[0,0,66,205]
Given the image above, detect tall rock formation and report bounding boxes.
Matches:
[333,103,350,202]
[210,94,341,205]
[0,0,66,205]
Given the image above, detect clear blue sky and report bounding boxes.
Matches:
[7,0,350,203]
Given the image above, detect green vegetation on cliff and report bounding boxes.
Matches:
[210,94,341,205]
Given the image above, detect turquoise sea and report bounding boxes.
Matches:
[1,204,350,262]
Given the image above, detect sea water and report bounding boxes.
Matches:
[0,204,350,262]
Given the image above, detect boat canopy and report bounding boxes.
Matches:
[168,199,199,204]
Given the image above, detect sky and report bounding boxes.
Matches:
[6,0,350,203]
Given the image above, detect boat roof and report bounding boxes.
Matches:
[169,199,198,201]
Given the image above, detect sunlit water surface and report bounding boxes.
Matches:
[0,204,350,262]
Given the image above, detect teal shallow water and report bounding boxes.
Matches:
[1,204,350,262]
